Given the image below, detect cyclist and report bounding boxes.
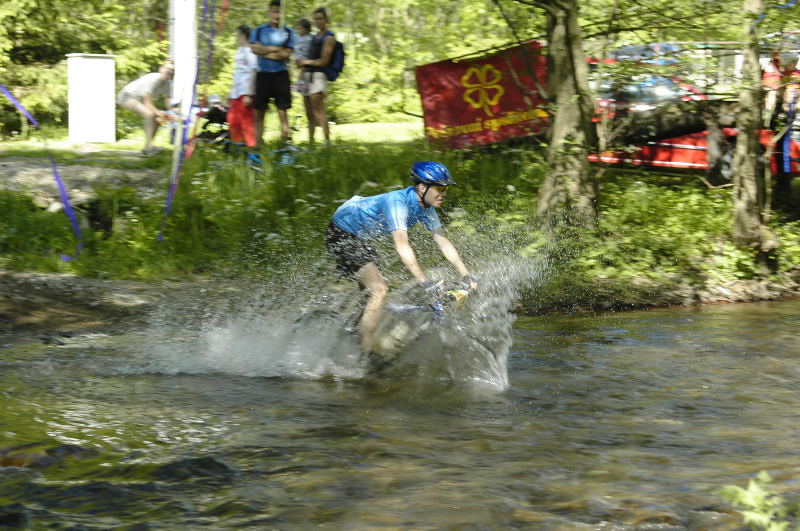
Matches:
[326,161,477,352]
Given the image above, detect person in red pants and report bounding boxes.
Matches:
[228,25,259,148]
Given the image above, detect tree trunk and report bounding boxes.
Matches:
[732,0,774,260]
[535,0,597,227]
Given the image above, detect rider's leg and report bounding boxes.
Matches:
[356,262,388,352]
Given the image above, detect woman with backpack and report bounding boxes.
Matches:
[297,7,335,146]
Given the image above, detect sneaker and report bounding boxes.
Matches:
[245,152,264,172]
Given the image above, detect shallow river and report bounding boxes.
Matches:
[1,298,799,529]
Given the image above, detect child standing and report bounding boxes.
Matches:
[293,19,313,93]
[228,25,259,148]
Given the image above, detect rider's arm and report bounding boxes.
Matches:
[392,230,428,284]
[431,229,475,287]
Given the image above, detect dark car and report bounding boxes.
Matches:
[595,74,707,113]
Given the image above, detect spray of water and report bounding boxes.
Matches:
[132,218,547,391]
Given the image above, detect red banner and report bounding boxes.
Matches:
[415,41,549,149]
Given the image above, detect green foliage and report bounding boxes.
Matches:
[0,191,75,272]
[1,131,799,309]
[115,40,171,82]
[592,180,744,281]
[501,170,800,310]
[772,219,800,274]
[5,0,800,130]
[716,471,800,531]
[3,0,533,130]
[0,0,170,137]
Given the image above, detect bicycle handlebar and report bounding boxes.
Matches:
[383,287,472,317]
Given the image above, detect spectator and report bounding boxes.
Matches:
[763,50,784,128]
[298,7,335,146]
[250,0,295,145]
[228,25,259,148]
[293,18,313,94]
[117,60,175,155]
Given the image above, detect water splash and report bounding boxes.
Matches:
[132,223,546,391]
[137,284,365,380]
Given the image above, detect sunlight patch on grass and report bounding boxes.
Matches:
[332,121,424,143]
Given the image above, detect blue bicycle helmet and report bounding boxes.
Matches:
[410,161,456,186]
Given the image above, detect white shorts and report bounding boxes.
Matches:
[300,71,328,96]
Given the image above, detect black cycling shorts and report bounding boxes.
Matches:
[325,221,380,280]
[254,70,292,111]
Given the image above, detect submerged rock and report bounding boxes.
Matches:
[153,456,238,481]
[0,503,31,527]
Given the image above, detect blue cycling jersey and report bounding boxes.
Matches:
[332,186,442,239]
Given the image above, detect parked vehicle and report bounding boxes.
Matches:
[589,127,800,176]
[595,74,707,113]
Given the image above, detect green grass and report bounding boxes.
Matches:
[2,124,800,310]
[330,121,424,143]
[0,127,171,169]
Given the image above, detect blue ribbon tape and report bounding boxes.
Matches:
[1,83,82,261]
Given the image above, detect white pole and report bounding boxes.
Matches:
[169,0,198,171]
[170,0,198,120]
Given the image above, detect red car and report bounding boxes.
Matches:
[589,128,800,176]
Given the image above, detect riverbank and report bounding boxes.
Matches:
[2,268,798,342]
[0,270,161,342]
[3,132,800,328]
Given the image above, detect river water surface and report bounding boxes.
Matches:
[1,298,798,529]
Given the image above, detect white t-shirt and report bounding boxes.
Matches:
[230,46,259,99]
[119,72,171,101]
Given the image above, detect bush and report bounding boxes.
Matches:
[716,471,799,531]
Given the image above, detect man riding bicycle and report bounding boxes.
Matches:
[326,161,477,352]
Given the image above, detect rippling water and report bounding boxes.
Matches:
[1,298,798,528]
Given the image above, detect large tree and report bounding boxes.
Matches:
[511,0,598,227]
[731,0,778,266]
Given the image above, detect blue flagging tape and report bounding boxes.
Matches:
[0,85,39,128]
[1,83,83,261]
[783,94,796,174]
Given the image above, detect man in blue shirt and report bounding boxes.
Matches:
[250,0,295,145]
[326,161,477,352]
